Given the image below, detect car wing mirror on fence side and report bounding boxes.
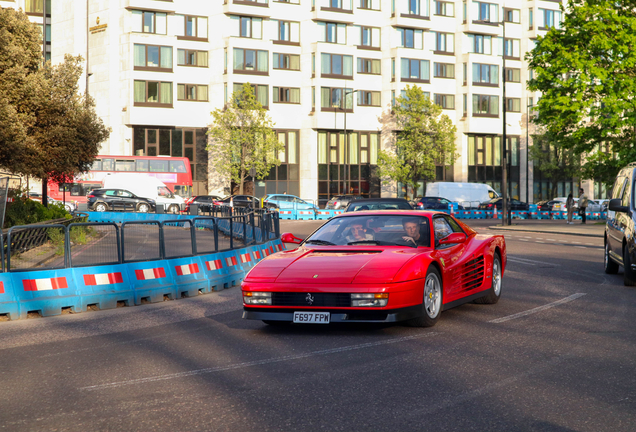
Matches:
[608,198,628,213]
[281,233,302,244]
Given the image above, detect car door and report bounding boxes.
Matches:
[615,175,634,259]
[118,190,136,210]
[607,176,628,257]
[103,189,120,209]
[430,215,469,299]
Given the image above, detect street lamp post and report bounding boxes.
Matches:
[501,20,510,226]
[526,100,533,205]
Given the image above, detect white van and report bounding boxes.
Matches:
[425,182,499,209]
[101,173,185,213]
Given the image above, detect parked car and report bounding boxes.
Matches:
[185,195,223,213]
[412,197,464,211]
[242,211,506,326]
[263,194,317,210]
[215,195,278,210]
[605,163,636,285]
[479,198,530,211]
[49,198,76,213]
[87,188,156,212]
[345,198,413,212]
[425,182,499,209]
[325,195,364,209]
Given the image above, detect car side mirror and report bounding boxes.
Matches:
[281,232,303,244]
[609,198,629,213]
[439,232,467,245]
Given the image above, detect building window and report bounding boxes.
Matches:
[504,8,520,23]
[463,94,467,116]
[321,87,354,111]
[256,130,301,197]
[504,38,521,59]
[358,26,381,48]
[435,1,454,16]
[177,49,208,67]
[134,45,172,71]
[529,9,534,29]
[505,68,520,83]
[539,8,563,29]
[472,63,499,86]
[231,15,263,38]
[358,58,381,75]
[397,28,423,49]
[468,34,492,54]
[324,0,354,11]
[321,53,353,78]
[434,62,454,78]
[273,53,300,70]
[359,0,380,10]
[474,1,498,24]
[26,0,51,15]
[274,20,300,43]
[134,81,173,107]
[239,0,269,5]
[403,0,429,17]
[177,84,209,101]
[467,135,507,194]
[506,98,521,112]
[463,63,467,85]
[434,32,454,54]
[275,0,300,3]
[434,94,455,109]
[131,10,167,35]
[273,87,300,104]
[233,83,269,108]
[358,91,381,107]
[233,48,268,74]
[472,94,499,116]
[175,15,208,40]
[401,58,430,82]
[318,22,347,44]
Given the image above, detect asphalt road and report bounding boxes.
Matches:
[1,219,635,431]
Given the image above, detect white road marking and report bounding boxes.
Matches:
[490,293,586,324]
[507,256,559,266]
[535,241,545,244]
[80,333,438,391]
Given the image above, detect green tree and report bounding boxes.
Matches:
[529,131,582,199]
[207,83,283,195]
[526,0,636,186]
[0,8,110,204]
[378,85,457,199]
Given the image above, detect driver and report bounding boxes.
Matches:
[402,218,427,246]
[345,222,374,243]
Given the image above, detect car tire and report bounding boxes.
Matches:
[474,253,502,304]
[262,320,291,326]
[604,240,619,274]
[623,245,636,286]
[94,202,108,212]
[407,265,443,328]
[137,203,150,213]
[168,204,179,214]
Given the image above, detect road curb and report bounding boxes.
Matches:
[487,225,603,238]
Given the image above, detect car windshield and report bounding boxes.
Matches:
[348,201,412,211]
[307,215,430,247]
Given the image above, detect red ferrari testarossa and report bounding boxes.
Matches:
[242,210,505,327]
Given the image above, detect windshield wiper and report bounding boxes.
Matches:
[305,239,336,245]
[347,240,381,245]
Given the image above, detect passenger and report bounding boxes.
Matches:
[402,218,427,246]
[345,222,374,243]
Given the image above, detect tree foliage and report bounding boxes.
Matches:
[526,0,636,187]
[378,85,457,199]
[207,83,283,194]
[529,131,582,199]
[0,8,110,202]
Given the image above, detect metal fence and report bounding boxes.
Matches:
[0,211,279,272]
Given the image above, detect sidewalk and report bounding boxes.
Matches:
[487,219,605,238]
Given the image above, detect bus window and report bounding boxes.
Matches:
[170,160,187,173]
[136,159,149,172]
[71,184,82,196]
[91,159,102,171]
[102,158,114,171]
[84,184,101,195]
[149,160,169,172]
[115,160,135,171]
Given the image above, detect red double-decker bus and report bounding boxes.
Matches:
[48,155,193,203]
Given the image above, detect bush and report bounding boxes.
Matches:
[3,189,71,229]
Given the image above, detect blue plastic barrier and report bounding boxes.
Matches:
[125,261,176,305]
[297,209,316,220]
[12,268,81,319]
[168,256,208,298]
[0,273,19,320]
[200,252,237,291]
[278,209,295,220]
[72,264,135,311]
[217,250,246,289]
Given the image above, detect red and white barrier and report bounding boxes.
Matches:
[134,268,166,280]
[83,272,123,286]
[23,277,68,291]
[175,263,199,276]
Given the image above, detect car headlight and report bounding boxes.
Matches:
[351,293,388,307]
[243,291,272,305]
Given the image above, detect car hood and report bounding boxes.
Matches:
[248,247,422,284]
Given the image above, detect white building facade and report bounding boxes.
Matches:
[4,0,582,202]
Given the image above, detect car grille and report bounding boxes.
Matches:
[460,255,485,291]
[271,292,351,307]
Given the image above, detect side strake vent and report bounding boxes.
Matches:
[461,255,485,291]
